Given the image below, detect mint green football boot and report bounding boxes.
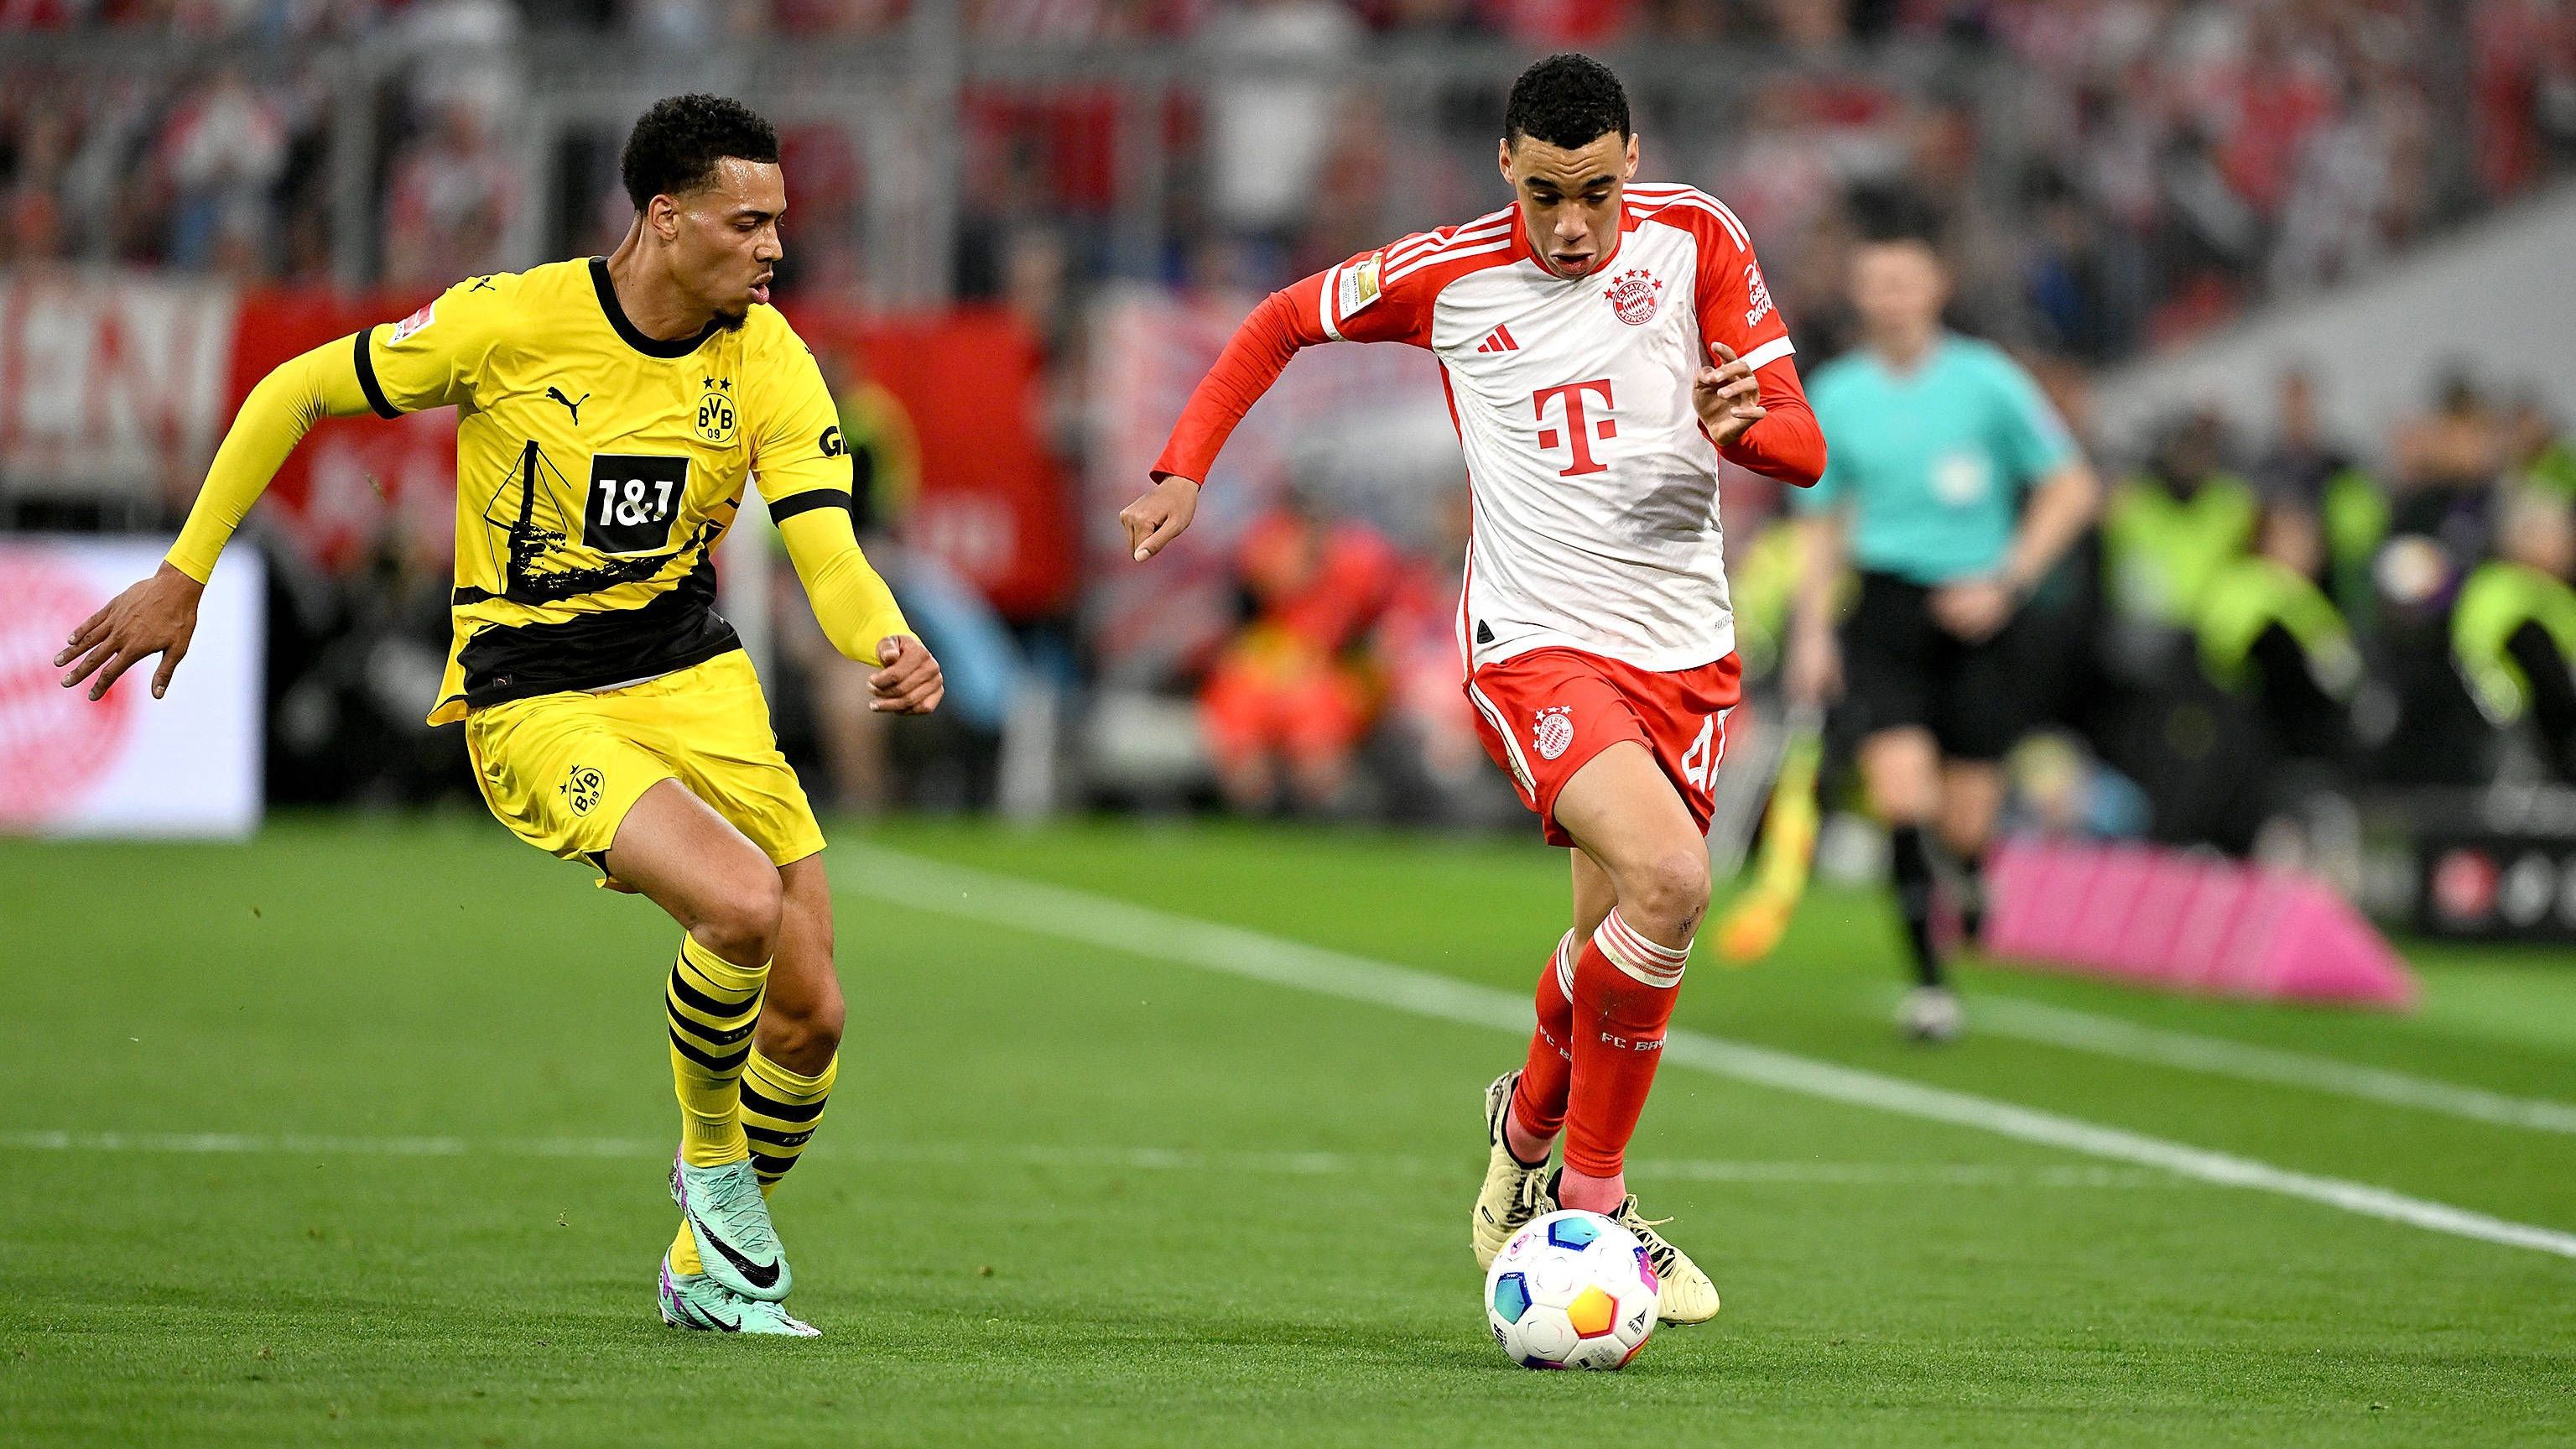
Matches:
[669,1151,793,1301]
[658,1255,820,1337]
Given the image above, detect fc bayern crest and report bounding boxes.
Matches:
[1534,706,1575,761]
[1601,268,1663,326]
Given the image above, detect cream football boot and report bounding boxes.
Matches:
[1609,1196,1722,1324]
[1471,1071,1558,1270]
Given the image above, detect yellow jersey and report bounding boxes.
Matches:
[356,258,858,722]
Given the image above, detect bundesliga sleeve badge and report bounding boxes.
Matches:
[389,300,436,344]
[1338,253,1385,318]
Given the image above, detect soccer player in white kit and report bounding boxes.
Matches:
[1120,54,1826,1324]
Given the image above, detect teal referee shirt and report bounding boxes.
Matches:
[1793,334,2079,586]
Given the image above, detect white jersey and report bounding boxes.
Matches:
[1319,186,1798,674]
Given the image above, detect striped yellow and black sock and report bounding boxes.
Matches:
[668,1046,836,1276]
[665,936,768,1169]
[742,1047,836,1190]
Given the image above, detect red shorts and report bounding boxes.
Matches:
[1464,648,1742,847]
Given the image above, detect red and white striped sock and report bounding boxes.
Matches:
[1563,910,1691,1178]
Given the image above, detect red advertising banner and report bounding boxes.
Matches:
[1,272,1073,618]
[0,269,237,504]
[788,302,1076,620]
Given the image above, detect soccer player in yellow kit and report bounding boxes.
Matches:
[55,95,939,1337]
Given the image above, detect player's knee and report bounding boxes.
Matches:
[696,868,784,967]
[759,987,844,1069]
[1627,847,1712,937]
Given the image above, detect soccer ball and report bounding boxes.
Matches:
[1485,1209,1659,1370]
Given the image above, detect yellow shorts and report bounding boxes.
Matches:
[464,650,825,872]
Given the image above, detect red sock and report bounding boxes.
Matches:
[1507,931,1578,1146]
[1564,911,1690,1178]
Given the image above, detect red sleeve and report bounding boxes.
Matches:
[1719,356,1826,487]
[1152,241,1440,484]
[1687,196,1794,374]
[1673,193,1822,486]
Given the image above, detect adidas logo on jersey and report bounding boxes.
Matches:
[1475,325,1519,354]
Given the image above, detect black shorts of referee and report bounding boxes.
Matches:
[1838,570,2035,763]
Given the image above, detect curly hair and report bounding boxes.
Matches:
[1503,53,1631,149]
[620,94,782,211]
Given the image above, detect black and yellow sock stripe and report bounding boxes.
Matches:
[742,1049,836,1190]
[666,946,764,1076]
[668,936,768,1168]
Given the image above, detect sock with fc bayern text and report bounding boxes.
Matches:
[669,1045,835,1276]
[1888,823,1945,988]
[1561,911,1690,1179]
[666,935,768,1169]
[1507,931,1579,1161]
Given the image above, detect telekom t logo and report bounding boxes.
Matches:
[1533,378,1616,477]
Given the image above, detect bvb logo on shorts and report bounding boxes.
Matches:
[1534,706,1575,761]
[562,764,605,816]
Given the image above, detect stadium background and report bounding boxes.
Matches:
[6,4,2576,1443]
[7,1,2576,939]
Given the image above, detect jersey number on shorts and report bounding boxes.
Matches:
[1679,713,1720,795]
[584,453,690,555]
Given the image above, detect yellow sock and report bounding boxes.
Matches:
[665,936,767,1169]
[669,1047,835,1277]
[742,1047,837,1190]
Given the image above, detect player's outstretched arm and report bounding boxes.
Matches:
[1129,248,1422,562]
[57,336,379,700]
[774,505,944,715]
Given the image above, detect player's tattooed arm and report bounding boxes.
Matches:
[1120,475,1201,562]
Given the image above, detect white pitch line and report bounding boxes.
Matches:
[1975,997,2576,1135]
[836,844,2576,1263]
[0,1130,2162,1187]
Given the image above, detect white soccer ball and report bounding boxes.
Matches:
[1485,1208,1660,1370]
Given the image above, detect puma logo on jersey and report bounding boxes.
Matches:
[545,387,589,424]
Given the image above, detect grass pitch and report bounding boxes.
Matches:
[3,816,2571,1446]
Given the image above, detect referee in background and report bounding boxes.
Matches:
[1787,230,2100,1042]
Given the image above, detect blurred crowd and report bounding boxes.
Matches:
[9,0,2575,349]
[8,0,2576,846]
[1898,359,2576,864]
